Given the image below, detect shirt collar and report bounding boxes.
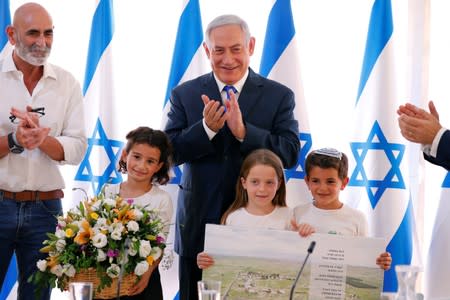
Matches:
[1,50,57,80]
[214,68,249,94]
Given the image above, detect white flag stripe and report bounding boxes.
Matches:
[426,188,450,298]
[267,39,309,130]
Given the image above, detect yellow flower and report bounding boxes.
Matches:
[146,235,156,241]
[90,212,99,220]
[65,228,74,238]
[146,255,154,265]
[39,245,52,253]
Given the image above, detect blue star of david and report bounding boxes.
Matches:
[75,118,124,195]
[349,120,405,208]
[442,172,450,188]
[285,132,312,181]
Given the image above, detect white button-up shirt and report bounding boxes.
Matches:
[0,53,87,192]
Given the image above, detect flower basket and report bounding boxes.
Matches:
[66,268,139,299]
[28,188,167,299]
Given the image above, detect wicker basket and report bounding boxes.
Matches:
[66,268,138,299]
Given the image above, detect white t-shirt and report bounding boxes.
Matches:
[104,183,173,235]
[292,202,368,236]
[225,206,291,230]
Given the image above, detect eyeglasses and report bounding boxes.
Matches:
[9,107,45,124]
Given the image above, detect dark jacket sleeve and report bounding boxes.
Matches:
[424,129,450,170]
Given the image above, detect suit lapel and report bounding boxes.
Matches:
[201,72,222,102]
[239,69,264,119]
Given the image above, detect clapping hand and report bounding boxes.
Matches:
[224,89,246,140]
[397,101,441,144]
[201,95,227,132]
[10,106,50,150]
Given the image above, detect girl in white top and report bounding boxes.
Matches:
[197,149,291,269]
[291,148,391,270]
[104,127,173,300]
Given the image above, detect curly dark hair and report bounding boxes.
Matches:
[118,126,173,185]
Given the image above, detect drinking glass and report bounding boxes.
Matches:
[197,280,221,300]
[69,282,93,300]
[395,265,421,300]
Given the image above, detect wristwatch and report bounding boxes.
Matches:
[7,132,24,154]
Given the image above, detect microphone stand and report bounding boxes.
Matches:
[289,241,316,300]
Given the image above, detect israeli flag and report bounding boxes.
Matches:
[426,174,450,298]
[160,0,207,299]
[73,0,124,204]
[348,0,415,292]
[161,0,207,184]
[259,0,312,207]
[0,2,18,299]
[0,0,11,60]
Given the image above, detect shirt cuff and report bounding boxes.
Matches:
[202,118,217,140]
[422,127,447,157]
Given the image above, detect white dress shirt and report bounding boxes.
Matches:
[0,53,87,192]
[422,127,447,158]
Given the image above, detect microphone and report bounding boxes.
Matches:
[289,241,316,300]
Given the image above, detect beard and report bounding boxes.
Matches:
[14,38,51,66]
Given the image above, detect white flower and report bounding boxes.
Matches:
[57,217,66,228]
[104,198,116,207]
[97,249,106,262]
[110,230,122,241]
[150,247,163,261]
[55,229,66,239]
[106,264,120,278]
[117,254,129,265]
[109,222,124,232]
[94,217,108,231]
[139,240,151,258]
[50,264,63,277]
[36,259,47,272]
[63,264,76,277]
[128,247,137,256]
[134,261,149,276]
[55,239,66,252]
[91,200,102,211]
[127,220,139,232]
[92,233,107,248]
[132,209,143,221]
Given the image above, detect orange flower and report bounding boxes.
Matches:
[146,255,154,266]
[74,220,93,245]
[46,256,58,268]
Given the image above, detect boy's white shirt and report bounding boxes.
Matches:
[292,202,368,237]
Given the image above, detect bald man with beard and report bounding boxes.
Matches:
[0,3,86,299]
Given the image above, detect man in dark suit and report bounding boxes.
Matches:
[397,101,450,168]
[164,14,300,300]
